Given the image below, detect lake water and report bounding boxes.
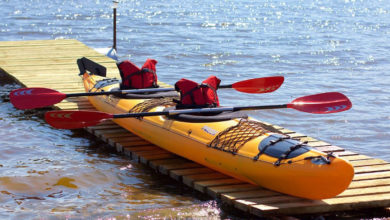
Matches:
[1,0,390,219]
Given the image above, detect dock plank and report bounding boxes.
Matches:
[207,184,261,198]
[159,162,203,175]
[194,178,245,193]
[149,158,190,171]
[182,173,228,187]
[249,192,390,216]
[170,167,216,181]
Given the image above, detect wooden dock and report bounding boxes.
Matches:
[1,39,390,218]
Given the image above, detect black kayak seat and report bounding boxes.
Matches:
[110,87,179,99]
[164,107,248,123]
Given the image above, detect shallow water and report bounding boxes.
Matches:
[1,0,390,219]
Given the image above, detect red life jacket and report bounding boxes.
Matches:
[118,59,158,89]
[174,75,221,108]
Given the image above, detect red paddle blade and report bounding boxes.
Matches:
[287,92,352,114]
[10,87,66,109]
[45,110,113,129]
[231,76,284,94]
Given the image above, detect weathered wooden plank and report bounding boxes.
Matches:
[339,154,373,161]
[86,124,121,132]
[350,158,389,167]
[25,80,115,88]
[349,177,390,188]
[108,136,144,146]
[121,146,157,157]
[98,131,135,142]
[0,48,102,58]
[277,128,295,134]
[338,185,390,197]
[127,146,173,161]
[333,151,359,156]
[53,105,94,111]
[86,119,116,126]
[0,56,113,66]
[221,189,281,205]
[235,196,303,213]
[11,71,118,81]
[58,106,96,111]
[194,178,245,193]
[23,83,86,90]
[0,43,89,50]
[4,65,83,72]
[149,158,190,171]
[101,131,136,139]
[265,124,283,130]
[182,173,229,187]
[132,148,168,157]
[53,99,90,105]
[170,167,216,181]
[315,145,345,152]
[6,71,81,78]
[14,76,83,83]
[207,184,261,198]
[298,136,319,143]
[307,141,332,147]
[94,128,129,137]
[138,153,177,164]
[123,145,160,153]
[118,140,151,148]
[354,164,390,174]
[54,102,93,110]
[250,192,390,216]
[353,170,390,181]
[47,88,87,93]
[287,132,307,139]
[159,162,203,175]
[61,98,90,103]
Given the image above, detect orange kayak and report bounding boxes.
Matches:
[82,71,354,200]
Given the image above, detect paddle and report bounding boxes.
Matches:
[10,76,284,110]
[45,92,352,129]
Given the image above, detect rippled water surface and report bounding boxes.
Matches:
[1,0,390,219]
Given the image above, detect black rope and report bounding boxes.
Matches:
[274,141,308,166]
[253,135,289,161]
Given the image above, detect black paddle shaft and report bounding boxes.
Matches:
[112,104,288,119]
[65,84,237,98]
[65,88,175,97]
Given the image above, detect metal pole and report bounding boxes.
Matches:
[113,1,118,51]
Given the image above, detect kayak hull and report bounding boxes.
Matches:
[83,73,354,200]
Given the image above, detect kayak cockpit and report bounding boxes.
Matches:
[165,107,248,122]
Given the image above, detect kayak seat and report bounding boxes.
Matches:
[110,87,179,99]
[164,107,248,123]
[77,57,107,77]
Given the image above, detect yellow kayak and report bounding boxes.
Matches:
[80,70,354,200]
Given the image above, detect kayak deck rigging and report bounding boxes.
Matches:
[209,119,269,154]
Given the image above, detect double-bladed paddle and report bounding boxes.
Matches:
[45,92,352,129]
[10,76,284,110]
